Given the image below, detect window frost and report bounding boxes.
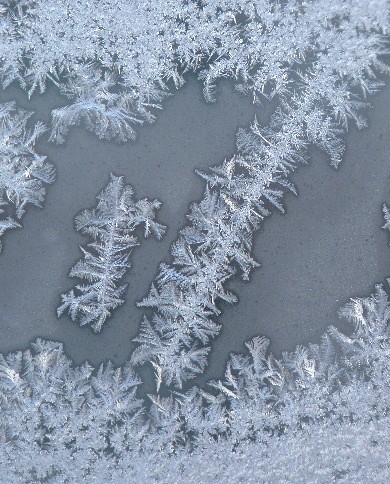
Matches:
[3,260,390,481]
[2,0,387,145]
[57,174,166,332]
[1,0,225,143]
[0,338,143,482]
[131,0,390,388]
[0,101,55,251]
[0,0,390,481]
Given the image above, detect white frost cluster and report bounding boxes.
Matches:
[132,0,390,388]
[0,0,232,142]
[57,174,166,332]
[0,101,55,251]
[0,0,390,482]
[2,282,390,481]
[1,0,387,145]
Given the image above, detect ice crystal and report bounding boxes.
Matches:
[57,174,165,332]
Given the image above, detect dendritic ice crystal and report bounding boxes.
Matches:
[0,0,390,482]
[57,174,166,332]
[0,101,55,251]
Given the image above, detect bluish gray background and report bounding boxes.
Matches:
[0,75,389,389]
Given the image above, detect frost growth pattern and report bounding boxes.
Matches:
[0,101,55,251]
[131,0,390,388]
[57,174,166,332]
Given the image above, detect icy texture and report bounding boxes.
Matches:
[0,0,390,481]
[2,272,390,481]
[132,0,390,388]
[1,0,387,144]
[0,338,143,482]
[0,0,223,142]
[0,101,55,251]
[57,174,165,332]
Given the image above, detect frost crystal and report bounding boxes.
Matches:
[132,0,390,388]
[57,174,165,332]
[3,262,390,481]
[1,0,390,481]
[0,101,55,251]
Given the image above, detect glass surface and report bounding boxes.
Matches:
[1,1,389,481]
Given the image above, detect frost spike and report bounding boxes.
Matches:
[58,174,166,332]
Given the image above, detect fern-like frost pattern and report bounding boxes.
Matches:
[132,0,390,388]
[57,174,166,332]
[3,266,390,481]
[0,0,389,481]
[0,101,55,251]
